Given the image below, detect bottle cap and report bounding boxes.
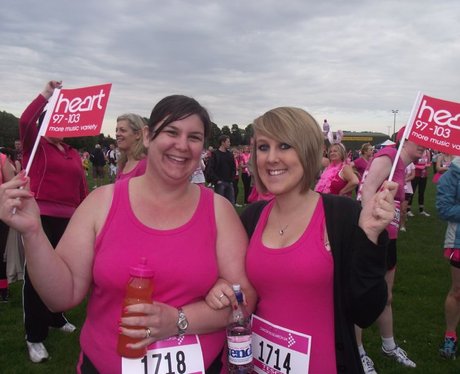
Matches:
[232,284,241,293]
[129,257,155,278]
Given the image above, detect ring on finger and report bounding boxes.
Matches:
[145,327,151,338]
[218,293,225,300]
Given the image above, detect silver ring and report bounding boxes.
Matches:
[145,327,151,338]
[218,293,225,300]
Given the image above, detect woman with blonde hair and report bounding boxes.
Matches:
[315,142,359,197]
[207,106,396,373]
[115,113,147,180]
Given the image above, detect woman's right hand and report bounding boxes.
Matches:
[205,278,236,310]
[41,80,62,100]
[0,172,41,236]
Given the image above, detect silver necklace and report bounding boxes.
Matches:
[279,224,289,236]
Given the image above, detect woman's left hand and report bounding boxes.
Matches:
[359,180,398,243]
[119,301,178,348]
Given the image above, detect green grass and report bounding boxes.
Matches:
[1,170,459,372]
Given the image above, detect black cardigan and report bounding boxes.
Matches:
[240,194,388,373]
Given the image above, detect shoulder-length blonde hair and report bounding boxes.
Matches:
[251,107,323,194]
[116,113,147,170]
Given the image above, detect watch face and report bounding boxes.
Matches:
[178,318,188,330]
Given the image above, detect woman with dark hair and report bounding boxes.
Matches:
[0,94,255,374]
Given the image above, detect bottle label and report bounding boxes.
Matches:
[227,335,253,365]
[252,314,312,374]
[121,335,205,374]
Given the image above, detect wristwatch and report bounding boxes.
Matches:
[177,307,188,336]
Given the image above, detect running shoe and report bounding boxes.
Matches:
[26,341,49,363]
[361,354,378,373]
[407,211,414,217]
[382,345,416,368]
[419,210,430,216]
[439,337,457,360]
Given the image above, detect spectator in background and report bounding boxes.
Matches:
[18,80,88,363]
[240,145,252,205]
[206,135,236,204]
[437,156,460,360]
[352,143,374,181]
[190,150,206,185]
[106,143,118,183]
[0,149,15,301]
[115,113,147,181]
[14,139,23,168]
[355,127,423,372]
[90,144,106,188]
[315,143,359,197]
[232,148,242,207]
[399,162,415,232]
[434,152,454,184]
[407,148,431,216]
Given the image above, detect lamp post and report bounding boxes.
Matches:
[392,109,399,141]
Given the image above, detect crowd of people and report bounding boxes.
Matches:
[0,80,458,373]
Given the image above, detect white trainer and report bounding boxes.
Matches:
[26,341,49,363]
[361,354,378,373]
[407,211,414,217]
[58,322,76,333]
[382,345,416,368]
[419,210,430,217]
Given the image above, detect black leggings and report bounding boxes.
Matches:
[408,176,427,210]
[241,173,251,204]
[23,215,70,342]
[0,220,9,290]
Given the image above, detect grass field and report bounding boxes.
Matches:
[1,169,459,373]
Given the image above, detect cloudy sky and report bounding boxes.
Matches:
[1,0,459,138]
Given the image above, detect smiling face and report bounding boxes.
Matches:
[328,144,345,163]
[255,135,304,196]
[116,119,141,152]
[143,114,205,183]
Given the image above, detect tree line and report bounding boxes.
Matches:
[0,110,254,151]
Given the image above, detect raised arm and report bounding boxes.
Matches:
[0,173,112,311]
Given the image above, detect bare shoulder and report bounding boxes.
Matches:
[213,192,238,219]
[74,184,114,233]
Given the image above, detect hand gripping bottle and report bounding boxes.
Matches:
[227,284,253,373]
[117,257,154,358]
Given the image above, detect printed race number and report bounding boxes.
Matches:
[257,341,292,373]
[122,335,204,374]
[252,315,311,374]
[141,351,187,374]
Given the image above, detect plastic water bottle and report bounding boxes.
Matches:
[117,257,154,358]
[227,284,253,373]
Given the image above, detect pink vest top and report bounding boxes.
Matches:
[80,180,224,374]
[246,198,337,373]
[116,158,147,181]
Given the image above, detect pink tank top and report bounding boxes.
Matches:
[246,198,336,373]
[116,158,147,181]
[79,180,224,374]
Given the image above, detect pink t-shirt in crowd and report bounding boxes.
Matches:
[246,198,336,373]
[79,180,224,374]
